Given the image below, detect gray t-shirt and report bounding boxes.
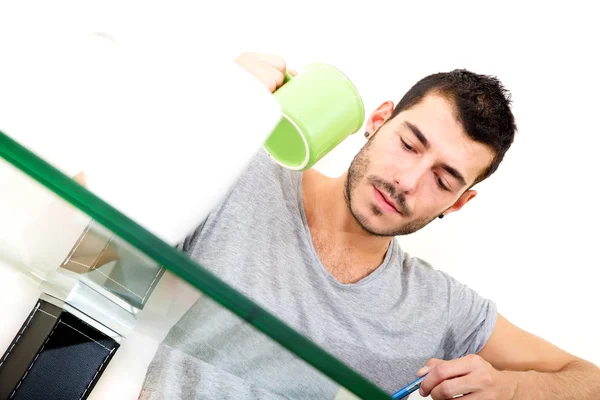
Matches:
[139,149,497,399]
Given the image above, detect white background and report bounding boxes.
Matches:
[0,1,599,399]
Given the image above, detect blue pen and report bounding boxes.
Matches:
[391,374,427,399]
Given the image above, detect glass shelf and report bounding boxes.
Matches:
[0,129,391,399]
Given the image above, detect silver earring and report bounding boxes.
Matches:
[364,131,370,138]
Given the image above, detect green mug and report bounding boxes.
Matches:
[263,63,365,170]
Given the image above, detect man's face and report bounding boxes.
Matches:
[345,94,495,237]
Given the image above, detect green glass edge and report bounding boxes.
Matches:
[0,130,391,400]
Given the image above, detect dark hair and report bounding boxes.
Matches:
[390,69,517,184]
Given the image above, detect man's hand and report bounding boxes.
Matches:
[72,171,87,186]
[418,355,517,399]
[64,171,121,272]
[234,52,296,93]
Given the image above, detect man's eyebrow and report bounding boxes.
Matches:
[405,121,429,149]
[442,165,467,186]
[404,120,467,186]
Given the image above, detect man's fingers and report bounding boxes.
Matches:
[420,357,478,397]
[428,374,479,400]
[236,56,285,92]
[426,358,445,368]
[73,171,87,187]
[243,52,287,74]
[417,358,444,376]
[287,67,298,77]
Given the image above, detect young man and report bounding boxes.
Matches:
[139,53,600,399]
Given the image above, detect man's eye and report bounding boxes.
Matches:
[401,138,415,152]
[436,176,450,191]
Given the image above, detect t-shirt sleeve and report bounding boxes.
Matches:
[175,217,207,253]
[174,149,282,254]
[439,271,498,360]
[175,147,288,257]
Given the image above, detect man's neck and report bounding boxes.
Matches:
[302,169,392,283]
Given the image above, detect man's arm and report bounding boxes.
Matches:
[418,313,600,399]
[484,314,600,399]
[508,358,600,399]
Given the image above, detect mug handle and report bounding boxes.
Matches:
[284,71,294,84]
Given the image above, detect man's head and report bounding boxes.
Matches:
[344,69,517,237]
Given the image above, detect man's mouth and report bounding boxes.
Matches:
[373,185,401,214]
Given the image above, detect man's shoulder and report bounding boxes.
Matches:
[234,148,300,192]
[178,149,302,255]
[399,245,449,280]
[396,242,495,312]
[393,242,462,296]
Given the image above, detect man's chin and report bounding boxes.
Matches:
[351,208,435,237]
[351,209,401,237]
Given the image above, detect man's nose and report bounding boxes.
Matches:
[393,163,428,195]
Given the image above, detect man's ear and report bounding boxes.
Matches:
[365,101,395,135]
[442,190,477,217]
